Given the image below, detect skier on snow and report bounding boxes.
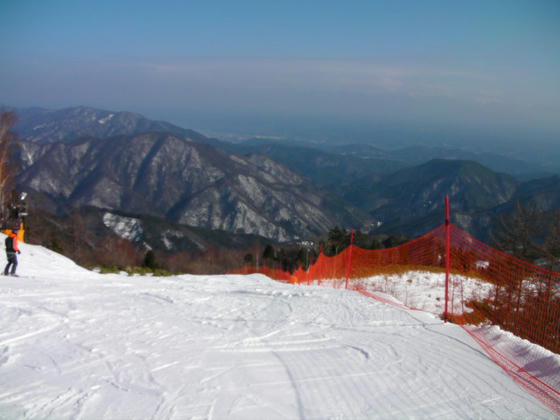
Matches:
[4,229,21,276]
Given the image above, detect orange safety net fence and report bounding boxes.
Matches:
[231,222,560,412]
[446,223,560,350]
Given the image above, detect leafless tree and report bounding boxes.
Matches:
[0,111,17,218]
[492,201,540,262]
[543,210,560,270]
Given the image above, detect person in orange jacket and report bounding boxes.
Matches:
[4,229,21,276]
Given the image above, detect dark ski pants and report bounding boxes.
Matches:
[4,251,17,275]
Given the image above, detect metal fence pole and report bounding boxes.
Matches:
[445,196,450,321]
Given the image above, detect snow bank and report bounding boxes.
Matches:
[352,270,494,314]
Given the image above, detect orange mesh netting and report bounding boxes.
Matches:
[231,221,560,412]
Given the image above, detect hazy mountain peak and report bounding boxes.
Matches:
[12,105,208,144]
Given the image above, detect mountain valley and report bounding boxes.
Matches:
[8,105,560,254]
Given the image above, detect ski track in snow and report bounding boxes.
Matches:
[0,239,557,419]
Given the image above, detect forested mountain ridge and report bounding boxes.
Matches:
[341,159,519,237]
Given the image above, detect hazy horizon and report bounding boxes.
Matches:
[2,1,559,152]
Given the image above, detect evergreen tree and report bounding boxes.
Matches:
[370,237,384,250]
[50,236,64,254]
[354,231,370,249]
[383,234,407,249]
[327,226,350,255]
[297,247,307,269]
[243,253,253,265]
[144,250,158,270]
[262,244,276,266]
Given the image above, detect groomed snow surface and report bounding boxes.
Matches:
[0,239,558,419]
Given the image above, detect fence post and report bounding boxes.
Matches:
[444,196,450,321]
[318,244,323,286]
[345,229,355,289]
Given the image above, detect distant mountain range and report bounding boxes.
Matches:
[213,141,406,190]
[9,105,560,247]
[343,159,519,238]
[225,140,553,181]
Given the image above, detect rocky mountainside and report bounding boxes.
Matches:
[12,106,208,143]
[16,132,370,242]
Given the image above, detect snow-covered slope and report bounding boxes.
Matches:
[0,240,557,418]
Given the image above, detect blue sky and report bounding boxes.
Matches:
[1,1,559,145]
